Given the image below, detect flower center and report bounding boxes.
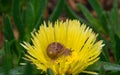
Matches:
[47,42,71,59]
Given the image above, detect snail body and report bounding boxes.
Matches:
[47,42,71,59]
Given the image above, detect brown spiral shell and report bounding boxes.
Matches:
[47,42,71,59]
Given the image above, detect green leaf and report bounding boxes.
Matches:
[12,0,25,39]
[110,0,118,26]
[107,0,120,63]
[106,16,117,62]
[64,1,79,19]
[3,41,12,75]
[25,0,35,33]
[100,43,110,62]
[21,0,35,42]
[99,65,105,75]
[0,47,4,59]
[0,66,24,75]
[49,0,64,22]
[34,0,47,30]
[106,13,120,63]
[47,68,54,75]
[87,61,120,71]
[35,16,44,30]
[24,62,33,75]
[64,1,92,28]
[114,34,120,62]
[22,7,26,29]
[9,67,24,75]
[3,15,19,55]
[107,71,120,75]
[110,0,120,38]
[88,0,108,33]
[77,3,105,33]
[3,15,15,41]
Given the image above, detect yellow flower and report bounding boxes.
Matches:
[21,19,104,75]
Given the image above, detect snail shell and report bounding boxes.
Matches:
[47,42,71,59]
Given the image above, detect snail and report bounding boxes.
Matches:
[47,42,71,59]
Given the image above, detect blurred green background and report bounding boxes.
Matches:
[0,0,120,75]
